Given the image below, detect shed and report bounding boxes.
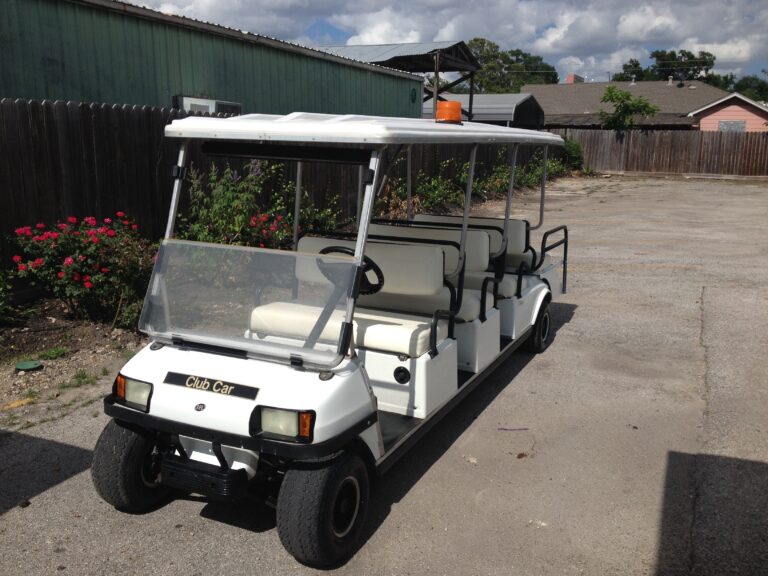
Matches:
[421,94,544,129]
[0,0,423,117]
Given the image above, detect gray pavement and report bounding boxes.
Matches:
[1,176,767,575]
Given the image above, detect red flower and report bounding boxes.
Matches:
[83,275,91,282]
[91,236,100,244]
[29,258,44,269]
[84,216,97,226]
[100,268,109,274]
[63,257,75,267]
[57,223,68,231]
[250,216,258,227]
[259,243,265,248]
[106,229,116,237]
[103,218,112,224]
[131,224,138,230]
[35,222,45,229]
[78,254,86,261]
[57,271,64,279]
[12,255,21,263]
[73,272,81,281]
[73,231,81,237]
[67,216,78,224]
[276,215,283,221]
[49,232,59,240]
[116,211,126,218]
[269,225,277,232]
[17,263,27,271]
[83,281,93,289]
[122,220,130,226]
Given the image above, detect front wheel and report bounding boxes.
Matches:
[524,300,552,353]
[91,419,170,513]
[276,452,370,567]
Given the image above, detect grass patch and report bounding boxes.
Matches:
[58,369,98,390]
[37,347,70,360]
[100,366,110,376]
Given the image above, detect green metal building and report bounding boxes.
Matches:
[0,0,423,117]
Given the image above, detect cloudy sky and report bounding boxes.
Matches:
[145,0,767,81]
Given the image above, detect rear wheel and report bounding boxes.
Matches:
[91,419,169,513]
[276,452,369,567]
[524,300,552,353]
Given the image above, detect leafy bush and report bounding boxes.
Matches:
[562,137,583,170]
[179,162,347,245]
[179,162,293,247]
[0,269,15,325]
[11,212,155,328]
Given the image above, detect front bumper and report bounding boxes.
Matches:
[104,395,377,461]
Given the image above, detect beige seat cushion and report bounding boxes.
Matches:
[249,302,447,357]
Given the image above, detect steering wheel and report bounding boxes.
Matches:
[318,246,385,295]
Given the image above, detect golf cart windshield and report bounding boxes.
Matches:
[139,239,356,367]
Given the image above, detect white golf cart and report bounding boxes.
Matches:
[91,112,567,566]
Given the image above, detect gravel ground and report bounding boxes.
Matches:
[1,175,767,576]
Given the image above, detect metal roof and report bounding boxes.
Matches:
[63,0,419,81]
[320,41,481,73]
[165,112,563,146]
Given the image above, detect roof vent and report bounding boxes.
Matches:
[688,84,697,89]
[668,76,674,86]
[630,74,636,86]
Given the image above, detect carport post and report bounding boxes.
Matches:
[356,165,365,228]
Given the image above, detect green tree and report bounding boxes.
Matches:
[734,72,768,102]
[598,86,660,131]
[649,49,716,80]
[455,38,558,93]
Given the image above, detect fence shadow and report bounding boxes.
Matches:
[0,429,92,514]
[655,451,768,576]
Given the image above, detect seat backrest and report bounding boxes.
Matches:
[367,223,490,273]
[297,236,444,296]
[412,215,529,256]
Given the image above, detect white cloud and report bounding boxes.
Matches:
[134,0,768,79]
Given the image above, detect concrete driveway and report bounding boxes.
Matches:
[2,176,767,575]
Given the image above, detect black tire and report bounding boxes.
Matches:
[524,299,552,353]
[91,419,169,513]
[276,452,370,567]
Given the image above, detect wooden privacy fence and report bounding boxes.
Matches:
[0,98,551,258]
[553,128,768,176]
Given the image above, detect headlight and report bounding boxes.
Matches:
[114,374,153,412]
[256,407,315,443]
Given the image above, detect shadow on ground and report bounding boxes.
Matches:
[358,302,578,562]
[656,451,768,576]
[0,430,92,514]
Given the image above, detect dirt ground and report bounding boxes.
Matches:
[0,300,145,431]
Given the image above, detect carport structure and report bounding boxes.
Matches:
[321,41,481,119]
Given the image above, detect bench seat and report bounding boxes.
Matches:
[249,303,447,357]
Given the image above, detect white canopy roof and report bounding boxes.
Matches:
[164,112,563,146]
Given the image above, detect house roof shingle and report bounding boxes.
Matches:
[521,80,730,126]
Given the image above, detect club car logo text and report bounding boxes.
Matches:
[163,372,258,400]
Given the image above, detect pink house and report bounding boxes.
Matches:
[689,93,768,132]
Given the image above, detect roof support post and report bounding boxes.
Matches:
[499,144,519,257]
[292,162,303,249]
[164,140,189,239]
[356,165,365,229]
[458,144,478,273]
[406,145,413,221]
[530,145,548,230]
